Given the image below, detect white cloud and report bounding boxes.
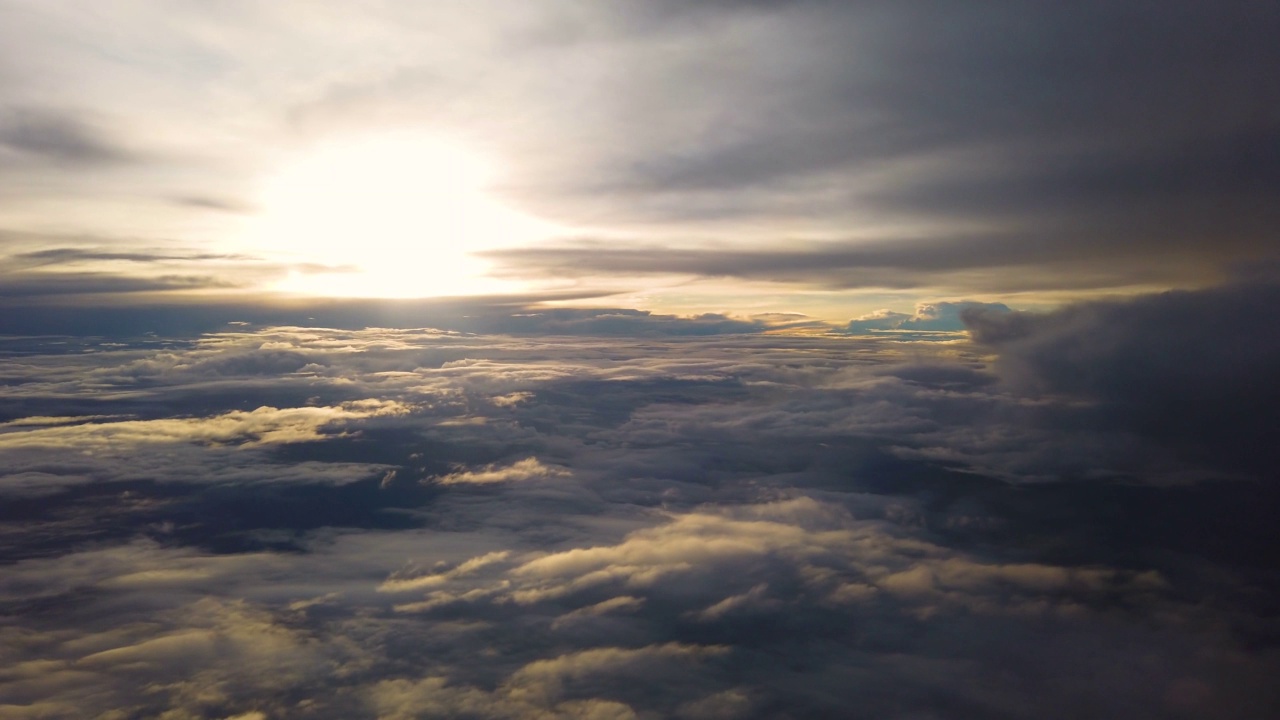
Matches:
[435,457,571,485]
[0,400,409,451]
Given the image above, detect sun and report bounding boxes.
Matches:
[244,132,553,298]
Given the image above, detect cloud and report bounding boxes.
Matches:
[551,596,646,629]
[687,583,778,622]
[0,298,778,337]
[0,395,412,500]
[1,2,1275,302]
[501,643,728,705]
[491,391,535,408]
[675,689,754,720]
[847,301,1011,334]
[0,240,352,305]
[469,309,768,337]
[2,306,1279,717]
[13,247,248,266]
[0,400,409,451]
[964,279,1280,476]
[483,235,1241,293]
[3,3,1279,713]
[168,195,257,213]
[0,470,94,498]
[0,270,236,298]
[468,2,1278,295]
[434,457,571,485]
[0,107,135,165]
[379,551,512,593]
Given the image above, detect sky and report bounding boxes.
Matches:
[1,0,1277,319]
[2,2,1279,719]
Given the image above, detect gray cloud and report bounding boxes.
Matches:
[2,2,1274,299]
[0,271,236,298]
[484,235,1238,293]
[0,297,777,337]
[489,2,1280,282]
[596,1,1279,205]
[168,195,257,213]
[14,248,250,265]
[964,279,1280,476]
[0,237,327,304]
[0,107,135,165]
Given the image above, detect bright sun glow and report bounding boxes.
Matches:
[244,133,555,298]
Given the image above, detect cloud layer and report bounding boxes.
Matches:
[1,1,1276,306]
[2,281,1278,717]
[2,3,1277,715]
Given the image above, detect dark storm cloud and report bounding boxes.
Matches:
[0,107,135,165]
[964,279,1280,476]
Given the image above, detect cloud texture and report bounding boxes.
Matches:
[2,2,1278,716]
[0,1,1276,306]
[2,281,1278,717]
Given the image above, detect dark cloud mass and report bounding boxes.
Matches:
[2,281,1279,718]
[476,0,1280,292]
[964,280,1280,476]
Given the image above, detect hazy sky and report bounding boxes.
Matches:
[2,1,1276,318]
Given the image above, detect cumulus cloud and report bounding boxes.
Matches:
[0,398,412,499]
[1,300,1278,717]
[6,492,1268,717]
